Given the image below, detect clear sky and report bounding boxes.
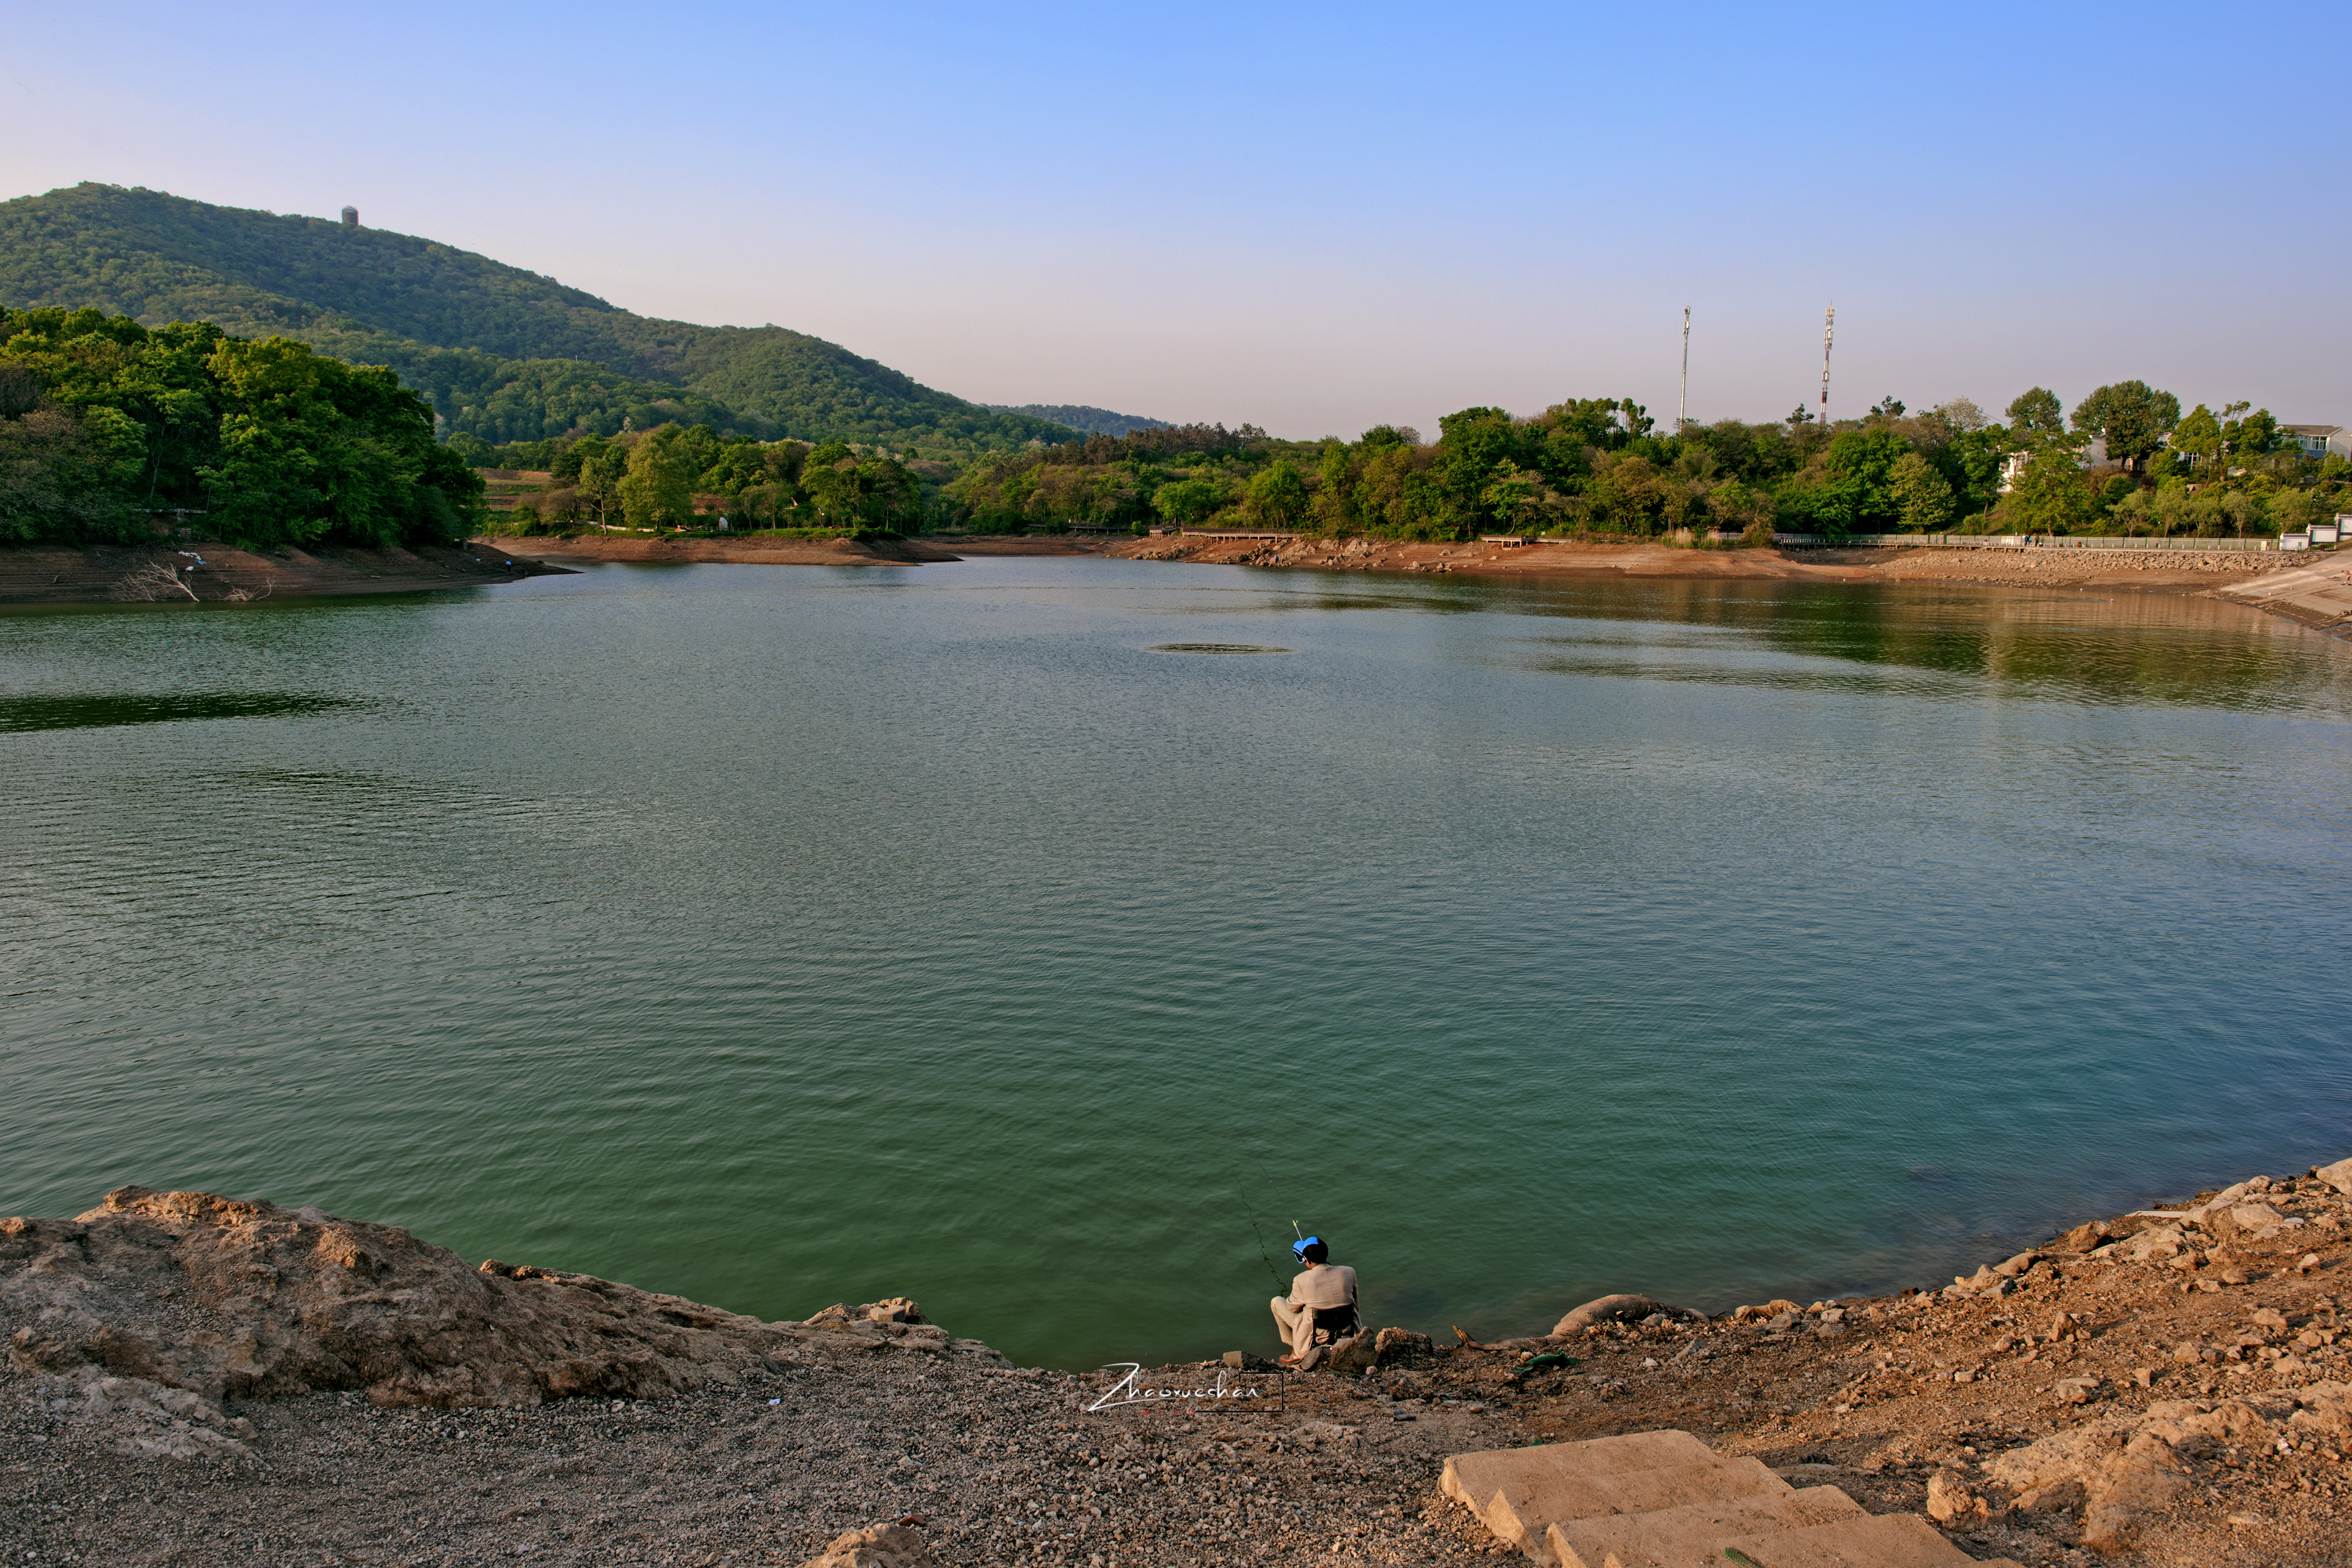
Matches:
[4,1,2344,439]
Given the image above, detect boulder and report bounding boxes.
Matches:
[2218,1203,2288,1238]
[1550,1294,1701,1336]
[1728,1299,1801,1325]
[1372,1327,1436,1366]
[1925,1471,1984,1524]
[2080,1433,2190,1553]
[796,1518,935,1568]
[2287,1382,2352,1441]
[2315,1158,2352,1198]
[2056,1220,2111,1253]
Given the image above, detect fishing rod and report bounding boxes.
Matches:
[1232,1177,1286,1291]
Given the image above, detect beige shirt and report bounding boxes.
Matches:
[1286,1263,1357,1310]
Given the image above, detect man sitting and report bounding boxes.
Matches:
[1269,1235,1357,1367]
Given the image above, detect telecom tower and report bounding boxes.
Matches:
[1819,307,1834,425]
[1679,307,1691,428]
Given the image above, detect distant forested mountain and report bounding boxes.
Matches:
[0,184,1077,451]
[988,404,1169,437]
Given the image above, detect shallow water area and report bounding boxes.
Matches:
[4,557,2348,1370]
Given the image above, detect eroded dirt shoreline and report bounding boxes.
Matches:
[6,1164,2348,1567]
[0,542,570,606]
[4,533,2322,622]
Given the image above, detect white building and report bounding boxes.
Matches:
[2283,423,2348,459]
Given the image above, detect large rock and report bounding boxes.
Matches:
[1550,1294,1701,1336]
[1986,1395,2305,1550]
[2316,1157,2352,1197]
[0,1187,995,1414]
[796,1519,935,1568]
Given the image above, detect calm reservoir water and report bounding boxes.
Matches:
[6,558,2350,1370]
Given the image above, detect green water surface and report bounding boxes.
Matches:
[4,558,2348,1368]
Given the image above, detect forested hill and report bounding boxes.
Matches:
[0,184,1077,451]
[987,404,1169,437]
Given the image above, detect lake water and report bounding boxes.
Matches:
[6,558,2350,1370]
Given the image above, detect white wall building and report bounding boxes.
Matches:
[2283,424,2348,459]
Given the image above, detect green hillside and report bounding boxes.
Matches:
[0,183,1075,451]
[987,404,1170,437]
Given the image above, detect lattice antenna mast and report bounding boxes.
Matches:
[1819,307,1835,426]
[1679,307,1691,427]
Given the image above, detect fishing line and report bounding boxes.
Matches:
[1231,1175,1286,1292]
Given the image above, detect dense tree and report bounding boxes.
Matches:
[1150,477,1227,527]
[2000,448,2101,533]
[2171,404,2222,469]
[1886,451,1956,531]
[0,306,480,547]
[618,426,698,529]
[2071,381,2180,477]
[1244,459,1308,529]
[2006,388,2070,447]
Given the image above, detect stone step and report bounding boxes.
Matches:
[1713,1512,2023,1567]
[1443,1432,2023,1568]
[1543,1485,1867,1568]
[1485,1460,1793,1561]
[1444,1431,1722,1508]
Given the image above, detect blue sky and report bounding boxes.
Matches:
[4,1,2343,438]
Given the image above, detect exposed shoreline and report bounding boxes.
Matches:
[0,541,571,607]
[8,534,2336,649]
[6,1158,2347,1566]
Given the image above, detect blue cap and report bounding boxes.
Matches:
[1291,1235,1323,1261]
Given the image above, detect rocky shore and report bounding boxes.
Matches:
[6,1165,2350,1567]
[1106,532,2302,598]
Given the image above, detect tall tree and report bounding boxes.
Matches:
[2070,381,2180,477]
[2170,404,2222,470]
[1999,448,2099,533]
[1244,458,1308,529]
[2005,388,2069,447]
[618,425,698,529]
[1887,451,1956,531]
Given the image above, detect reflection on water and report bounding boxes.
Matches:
[0,693,356,733]
[1,559,2346,1371]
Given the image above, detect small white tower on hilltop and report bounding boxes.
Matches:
[341,206,359,228]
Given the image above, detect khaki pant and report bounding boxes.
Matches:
[1270,1296,1343,1362]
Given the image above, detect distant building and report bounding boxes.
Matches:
[341,206,358,228]
[2283,423,2347,458]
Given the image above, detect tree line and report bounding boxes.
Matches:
[474,426,926,535]
[0,306,483,548]
[947,385,2344,540]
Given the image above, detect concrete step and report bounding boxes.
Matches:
[1713,1512,2019,1567]
[1443,1432,1722,1509]
[1544,1485,1866,1568]
[1485,1459,1792,1561]
[1443,1431,2022,1568]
